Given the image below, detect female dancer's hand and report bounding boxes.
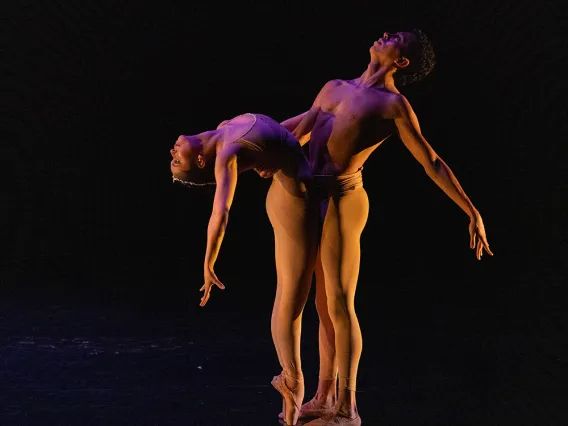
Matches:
[468,212,493,260]
[254,167,278,179]
[199,269,225,307]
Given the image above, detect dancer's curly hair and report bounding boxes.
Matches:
[395,29,436,87]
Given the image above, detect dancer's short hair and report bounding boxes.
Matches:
[396,29,436,87]
[172,175,216,188]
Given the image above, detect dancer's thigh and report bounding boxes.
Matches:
[266,173,318,296]
[320,189,369,302]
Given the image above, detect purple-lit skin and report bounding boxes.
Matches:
[170,119,261,307]
[169,115,311,307]
[273,31,493,423]
[172,114,319,426]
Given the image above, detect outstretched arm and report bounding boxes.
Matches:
[200,145,239,306]
[393,96,493,259]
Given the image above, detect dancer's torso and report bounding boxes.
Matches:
[309,79,400,176]
[219,113,298,173]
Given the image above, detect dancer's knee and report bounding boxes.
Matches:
[326,293,355,324]
[278,287,310,320]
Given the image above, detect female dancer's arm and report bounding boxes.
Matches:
[200,144,240,307]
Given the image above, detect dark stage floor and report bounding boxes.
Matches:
[0,287,563,426]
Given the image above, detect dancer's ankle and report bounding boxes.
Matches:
[313,392,336,407]
[336,389,358,418]
[336,403,358,419]
[283,370,304,390]
[314,377,336,404]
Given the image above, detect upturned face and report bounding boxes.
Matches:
[170,135,194,177]
[370,31,416,65]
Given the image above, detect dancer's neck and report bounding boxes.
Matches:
[194,130,222,160]
[357,60,399,93]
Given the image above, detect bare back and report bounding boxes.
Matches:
[309,79,399,175]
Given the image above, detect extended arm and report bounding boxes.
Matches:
[393,96,493,259]
[200,145,239,306]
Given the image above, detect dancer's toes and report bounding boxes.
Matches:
[280,398,334,421]
[299,398,335,419]
[323,413,361,425]
[272,372,303,426]
[304,410,361,426]
[278,417,309,426]
[303,413,335,426]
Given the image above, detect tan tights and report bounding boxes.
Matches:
[316,184,369,394]
[267,169,368,422]
[266,172,318,381]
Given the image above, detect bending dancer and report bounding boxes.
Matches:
[169,112,318,426]
[275,29,493,425]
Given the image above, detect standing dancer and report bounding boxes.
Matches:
[273,29,493,425]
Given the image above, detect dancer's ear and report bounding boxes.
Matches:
[394,56,410,69]
[196,154,206,169]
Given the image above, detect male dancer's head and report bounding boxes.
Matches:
[368,29,436,87]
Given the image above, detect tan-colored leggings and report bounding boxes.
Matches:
[266,172,318,378]
[314,182,369,391]
[267,169,369,391]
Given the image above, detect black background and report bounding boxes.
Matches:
[3,0,567,424]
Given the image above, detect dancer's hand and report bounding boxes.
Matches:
[199,268,225,307]
[254,167,278,179]
[468,212,493,260]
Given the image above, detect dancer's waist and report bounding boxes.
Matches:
[312,168,363,195]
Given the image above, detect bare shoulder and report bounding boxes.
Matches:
[388,93,423,132]
[313,79,344,105]
[217,139,241,163]
[322,79,344,90]
[388,93,415,118]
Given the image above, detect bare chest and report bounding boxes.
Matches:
[322,84,396,139]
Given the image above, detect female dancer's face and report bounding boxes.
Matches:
[170,135,194,177]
